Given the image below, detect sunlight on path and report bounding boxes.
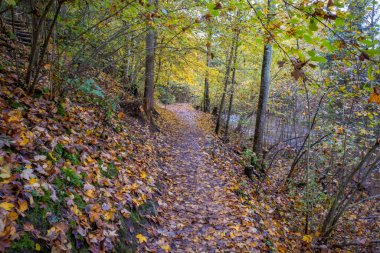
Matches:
[141,104,263,252]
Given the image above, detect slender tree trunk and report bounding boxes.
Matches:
[30,1,63,93]
[204,30,212,113]
[252,44,272,157]
[252,0,273,159]
[25,0,55,89]
[215,31,237,134]
[123,34,131,85]
[224,29,240,141]
[143,0,156,123]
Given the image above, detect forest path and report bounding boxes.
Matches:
[141,104,263,252]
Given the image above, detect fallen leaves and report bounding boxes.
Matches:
[17,199,28,212]
[0,165,11,179]
[160,242,171,252]
[140,105,266,251]
[302,234,313,243]
[0,203,14,211]
[368,87,380,105]
[136,233,147,243]
[0,83,161,252]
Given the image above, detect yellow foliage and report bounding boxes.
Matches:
[136,234,147,243]
[0,202,15,211]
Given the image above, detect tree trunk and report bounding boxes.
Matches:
[252,0,273,159]
[143,0,156,123]
[204,30,212,113]
[252,44,272,157]
[25,0,55,90]
[30,1,63,93]
[223,29,240,142]
[215,31,237,134]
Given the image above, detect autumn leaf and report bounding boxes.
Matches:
[160,243,171,252]
[302,234,312,243]
[0,165,11,179]
[336,126,344,134]
[18,131,29,146]
[18,199,28,212]
[0,202,15,211]
[7,109,22,123]
[368,87,380,105]
[136,234,147,243]
[86,156,95,163]
[85,189,95,198]
[8,211,18,221]
[118,112,125,119]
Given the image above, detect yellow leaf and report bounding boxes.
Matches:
[130,183,138,191]
[160,243,171,252]
[25,164,32,169]
[85,190,95,198]
[19,132,29,146]
[18,199,28,213]
[368,92,380,105]
[136,234,147,243]
[0,165,11,179]
[337,126,344,134]
[140,171,147,179]
[29,178,38,185]
[302,234,312,243]
[86,156,95,163]
[230,225,240,231]
[46,153,56,163]
[7,110,22,122]
[0,202,15,211]
[36,243,41,251]
[103,211,114,221]
[8,211,18,221]
[71,205,81,216]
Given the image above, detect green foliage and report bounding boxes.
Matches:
[4,0,16,7]
[10,233,35,252]
[73,192,86,210]
[79,79,104,98]
[61,167,83,188]
[98,161,119,179]
[157,86,175,105]
[242,148,259,168]
[51,144,80,165]
[57,103,67,116]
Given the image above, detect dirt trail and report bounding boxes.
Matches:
[141,104,263,252]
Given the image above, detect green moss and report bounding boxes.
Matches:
[73,192,86,210]
[57,103,66,116]
[53,177,66,190]
[25,202,50,232]
[65,152,80,165]
[9,100,23,109]
[10,233,35,252]
[62,167,83,188]
[130,210,141,223]
[50,144,81,166]
[98,161,119,179]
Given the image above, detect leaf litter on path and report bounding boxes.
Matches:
[140,104,267,252]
